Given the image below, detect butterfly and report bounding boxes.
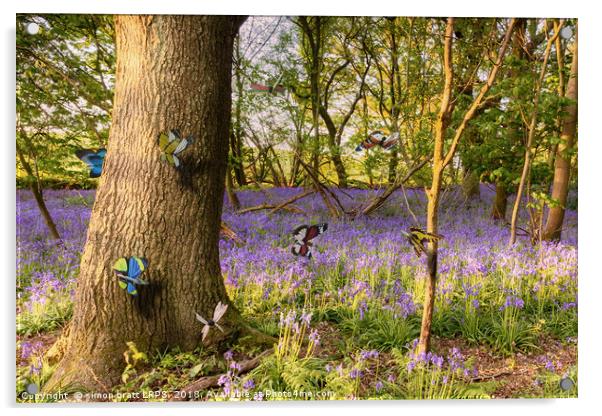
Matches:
[75,148,106,178]
[250,83,286,95]
[195,301,229,341]
[157,129,194,168]
[250,73,286,95]
[355,131,385,151]
[291,223,328,258]
[355,131,399,151]
[113,256,149,296]
[381,132,400,149]
[401,227,444,257]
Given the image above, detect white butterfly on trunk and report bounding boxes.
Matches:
[195,301,229,341]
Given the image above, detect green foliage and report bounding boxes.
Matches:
[17,14,114,187]
[388,348,496,399]
[17,299,73,336]
[485,310,538,355]
[339,307,420,351]
[532,365,577,398]
[251,355,328,399]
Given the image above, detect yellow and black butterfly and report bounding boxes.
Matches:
[157,129,194,168]
[401,227,443,257]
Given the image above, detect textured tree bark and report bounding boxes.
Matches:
[543,27,577,241]
[44,15,247,392]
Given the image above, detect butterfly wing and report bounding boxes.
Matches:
[76,149,106,178]
[195,312,209,325]
[407,228,442,257]
[409,235,426,257]
[272,84,286,94]
[292,242,311,257]
[126,282,138,296]
[213,301,229,323]
[158,130,190,167]
[250,83,271,92]
[113,257,128,277]
[163,130,183,154]
[201,325,210,341]
[165,153,178,167]
[304,223,328,242]
[292,225,309,243]
[363,138,379,149]
[410,227,443,242]
[291,241,303,256]
[381,133,399,149]
[127,256,146,280]
[118,279,128,290]
[157,131,173,151]
[171,137,190,156]
[368,131,385,144]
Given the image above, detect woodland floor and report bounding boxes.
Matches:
[17,324,577,400]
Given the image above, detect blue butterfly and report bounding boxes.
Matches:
[76,148,106,178]
[113,256,149,296]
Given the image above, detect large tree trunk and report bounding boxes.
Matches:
[543,27,577,241]
[45,15,247,391]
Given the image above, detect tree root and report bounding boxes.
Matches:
[172,348,273,401]
[237,204,304,215]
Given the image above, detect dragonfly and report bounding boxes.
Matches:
[195,301,229,341]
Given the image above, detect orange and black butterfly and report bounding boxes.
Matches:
[355,131,399,152]
[291,223,328,258]
[401,227,443,257]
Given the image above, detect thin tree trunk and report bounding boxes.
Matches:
[298,17,323,176]
[231,37,247,187]
[543,25,577,241]
[462,169,480,200]
[509,20,564,245]
[419,18,455,354]
[319,108,348,187]
[225,165,241,210]
[491,181,508,220]
[16,144,62,241]
[418,18,515,354]
[45,15,248,391]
